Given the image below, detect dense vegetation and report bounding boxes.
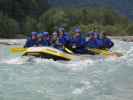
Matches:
[39,7,132,36]
[0,0,49,38]
[0,0,133,38]
[49,0,133,19]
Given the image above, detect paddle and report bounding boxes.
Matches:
[87,48,111,56]
[88,48,124,58]
[64,47,74,54]
[10,47,27,53]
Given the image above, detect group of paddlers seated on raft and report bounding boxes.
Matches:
[24,27,114,54]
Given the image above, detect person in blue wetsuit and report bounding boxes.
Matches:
[54,28,71,51]
[58,28,71,47]
[95,32,104,49]
[101,32,114,49]
[86,32,101,49]
[42,32,51,46]
[24,32,38,48]
[36,32,45,46]
[51,31,58,47]
[71,28,87,54]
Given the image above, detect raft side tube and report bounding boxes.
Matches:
[22,47,74,61]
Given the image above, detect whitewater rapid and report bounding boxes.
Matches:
[0,39,133,100]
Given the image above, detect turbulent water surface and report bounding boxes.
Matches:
[0,39,133,100]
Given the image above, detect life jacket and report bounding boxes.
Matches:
[72,36,86,47]
[24,38,37,48]
[58,33,71,46]
[102,38,114,49]
[71,36,87,54]
[86,38,100,48]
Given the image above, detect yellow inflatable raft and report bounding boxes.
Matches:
[11,47,122,61]
[22,47,75,61]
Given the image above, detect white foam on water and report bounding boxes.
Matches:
[0,39,133,100]
[2,58,28,65]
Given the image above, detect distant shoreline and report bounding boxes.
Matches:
[0,36,133,46]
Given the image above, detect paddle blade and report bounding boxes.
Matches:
[88,48,111,56]
[64,48,73,54]
[11,48,27,53]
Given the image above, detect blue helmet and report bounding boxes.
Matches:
[37,32,43,37]
[31,32,37,35]
[75,28,81,33]
[89,32,97,36]
[43,32,49,36]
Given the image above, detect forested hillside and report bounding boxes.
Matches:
[0,0,49,38]
[0,0,133,38]
[0,0,49,20]
[49,0,133,19]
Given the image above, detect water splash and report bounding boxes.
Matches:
[0,40,133,100]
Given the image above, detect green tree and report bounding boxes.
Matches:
[0,14,20,38]
[39,8,69,32]
[126,23,133,35]
[23,16,38,35]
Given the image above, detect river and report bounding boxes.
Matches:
[0,39,133,100]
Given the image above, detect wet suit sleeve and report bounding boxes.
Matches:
[78,38,86,48]
[106,39,114,49]
[65,36,72,46]
[108,39,114,49]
